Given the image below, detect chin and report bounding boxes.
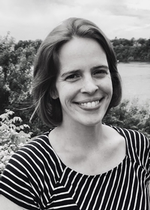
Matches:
[78,117,102,127]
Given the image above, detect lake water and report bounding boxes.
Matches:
[117,62,150,106]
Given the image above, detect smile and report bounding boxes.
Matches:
[74,97,104,110]
[80,100,100,108]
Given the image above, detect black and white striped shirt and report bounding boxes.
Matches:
[0,127,150,209]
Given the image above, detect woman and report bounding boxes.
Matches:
[0,17,150,210]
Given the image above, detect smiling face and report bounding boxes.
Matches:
[55,37,113,127]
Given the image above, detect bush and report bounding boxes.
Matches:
[0,109,32,175]
[103,99,150,138]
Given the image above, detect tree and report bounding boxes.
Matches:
[0,32,15,84]
[0,34,42,114]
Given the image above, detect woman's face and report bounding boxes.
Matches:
[55,37,113,127]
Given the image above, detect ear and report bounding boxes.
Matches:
[50,88,58,99]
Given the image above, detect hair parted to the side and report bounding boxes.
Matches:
[32,17,122,127]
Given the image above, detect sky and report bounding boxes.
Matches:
[0,0,150,42]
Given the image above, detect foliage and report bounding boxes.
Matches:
[103,99,150,138]
[0,33,42,114]
[111,38,150,62]
[0,109,32,175]
[0,34,49,137]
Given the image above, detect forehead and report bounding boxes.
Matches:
[58,37,108,70]
[59,37,105,56]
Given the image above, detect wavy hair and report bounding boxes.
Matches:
[32,17,122,127]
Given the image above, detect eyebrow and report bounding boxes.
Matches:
[91,65,109,70]
[61,65,109,78]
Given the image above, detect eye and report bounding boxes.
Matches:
[93,69,108,77]
[65,73,81,82]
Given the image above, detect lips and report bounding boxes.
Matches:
[74,97,104,109]
[80,100,99,108]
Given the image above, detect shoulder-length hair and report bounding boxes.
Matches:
[32,17,122,127]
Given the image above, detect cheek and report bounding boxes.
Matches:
[102,78,113,93]
[56,81,78,96]
[56,84,73,104]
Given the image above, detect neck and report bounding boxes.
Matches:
[55,121,105,151]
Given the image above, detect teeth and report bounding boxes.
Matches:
[80,100,99,108]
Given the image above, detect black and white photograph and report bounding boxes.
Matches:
[0,0,150,209]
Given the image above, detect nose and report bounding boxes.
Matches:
[81,77,98,94]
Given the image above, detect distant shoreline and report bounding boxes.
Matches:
[117,61,150,64]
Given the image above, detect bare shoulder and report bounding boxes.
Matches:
[103,125,126,154]
[0,195,24,210]
[103,125,124,140]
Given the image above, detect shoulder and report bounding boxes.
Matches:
[0,131,63,210]
[17,131,51,157]
[112,126,149,163]
[114,126,149,146]
[2,131,55,177]
[12,132,50,159]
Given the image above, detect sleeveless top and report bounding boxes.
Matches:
[0,127,150,210]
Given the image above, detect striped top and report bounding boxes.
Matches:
[0,127,150,210]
